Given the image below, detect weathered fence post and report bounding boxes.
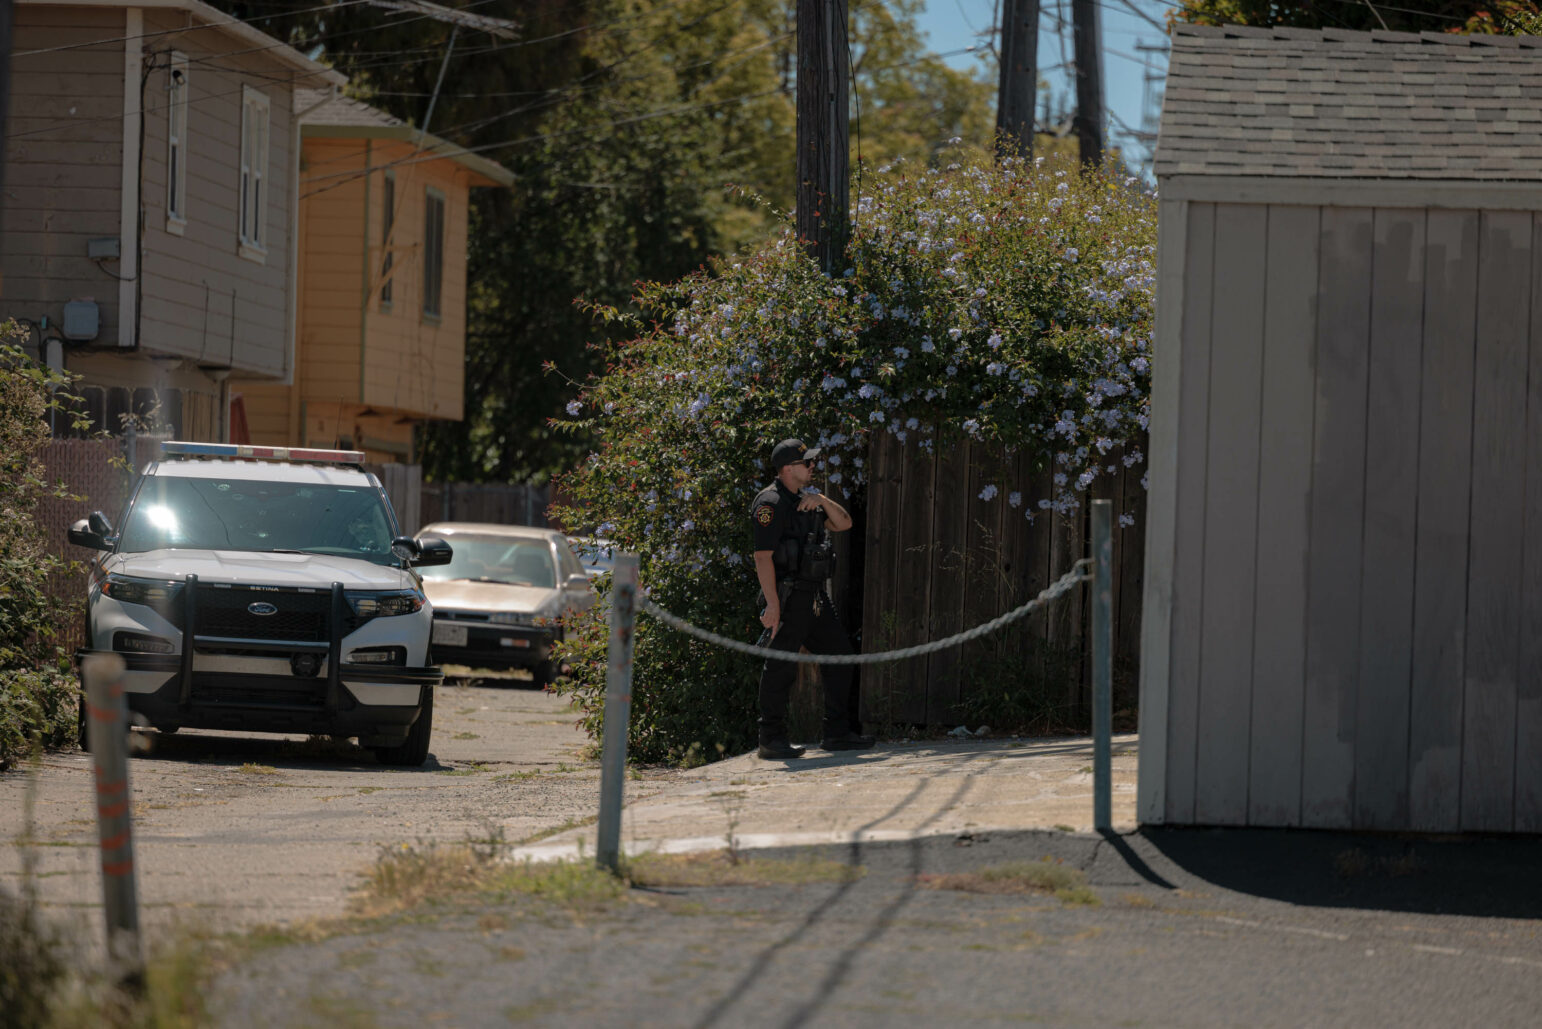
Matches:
[81,652,144,986]
[1091,499,1113,831]
[596,553,639,874]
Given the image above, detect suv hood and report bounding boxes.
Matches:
[422,578,557,615]
[106,549,415,591]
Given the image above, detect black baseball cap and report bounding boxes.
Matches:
[771,438,823,469]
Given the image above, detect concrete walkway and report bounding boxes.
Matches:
[511,733,1138,862]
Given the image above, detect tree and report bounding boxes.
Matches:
[1172,0,1541,34]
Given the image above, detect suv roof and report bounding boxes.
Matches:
[150,458,375,486]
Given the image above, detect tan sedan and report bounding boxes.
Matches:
[415,523,595,687]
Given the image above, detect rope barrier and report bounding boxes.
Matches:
[638,559,1093,665]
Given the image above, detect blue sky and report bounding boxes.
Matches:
[912,0,1173,175]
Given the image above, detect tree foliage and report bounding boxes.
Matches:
[1171,0,1542,34]
[206,1,995,482]
[549,153,1155,762]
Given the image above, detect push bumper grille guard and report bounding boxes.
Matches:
[149,575,441,712]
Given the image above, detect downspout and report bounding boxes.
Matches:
[288,83,337,445]
[118,8,143,349]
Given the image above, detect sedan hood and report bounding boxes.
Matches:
[422,578,557,615]
[107,549,414,591]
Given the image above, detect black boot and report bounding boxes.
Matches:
[757,737,806,760]
[820,729,875,751]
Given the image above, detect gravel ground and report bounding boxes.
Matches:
[0,676,642,942]
[209,829,1542,1028]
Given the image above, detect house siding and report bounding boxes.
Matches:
[1,6,126,345]
[138,8,293,377]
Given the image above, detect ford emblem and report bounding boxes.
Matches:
[247,602,279,616]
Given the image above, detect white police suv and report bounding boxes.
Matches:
[68,442,452,765]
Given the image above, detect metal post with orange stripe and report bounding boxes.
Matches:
[81,652,144,984]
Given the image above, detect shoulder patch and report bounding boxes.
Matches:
[754,504,776,527]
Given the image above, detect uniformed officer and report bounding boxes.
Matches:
[750,438,875,760]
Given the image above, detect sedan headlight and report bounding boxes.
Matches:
[347,589,426,619]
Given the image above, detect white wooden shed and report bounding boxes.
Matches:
[1140,24,1542,833]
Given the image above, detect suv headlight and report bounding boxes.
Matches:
[346,589,426,619]
[100,574,183,611]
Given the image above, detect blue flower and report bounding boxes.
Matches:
[979,484,998,501]
[565,400,582,416]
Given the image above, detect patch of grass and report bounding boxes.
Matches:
[626,849,864,889]
[356,787,382,795]
[306,992,380,1029]
[1119,891,1156,908]
[918,857,1100,906]
[515,814,598,845]
[452,732,480,740]
[1054,824,1076,833]
[438,768,477,777]
[237,763,279,775]
[494,770,542,783]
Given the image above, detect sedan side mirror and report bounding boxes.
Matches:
[564,572,591,591]
[68,512,115,551]
[413,538,454,567]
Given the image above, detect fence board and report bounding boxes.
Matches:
[1195,203,1267,826]
[1408,209,1479,832]
[926,444,970,721]
[1353,209,1426,830]
[1166,200,1216,823]
[891,437,935,724]
[1302,206,1374,829]
[960,442,1007,706]
[1248,204,1319,827]
[1116,449,1146,711]
[1462,210,1533,833]
[1519,211,1542,832]
[860,433,903,724]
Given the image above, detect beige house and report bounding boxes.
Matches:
[1,0,343,439]
[238,92,513,463]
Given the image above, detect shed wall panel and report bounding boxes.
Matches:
[1247,204,1319,827]
[1354,208,1426,830]
[1518,212,1542,833]
[1194,204,1268,826]
[1165,202,1216,824]
[1408,209,1479,832]
[1301,207,1373,829]
[1461,210,1532,833]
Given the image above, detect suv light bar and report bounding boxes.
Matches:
[160,441,366,465]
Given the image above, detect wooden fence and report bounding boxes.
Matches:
[419,481,551,531]
[858,434,1146,729]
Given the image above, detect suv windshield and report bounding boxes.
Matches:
[419,537,555,589]
[118,475,396,564]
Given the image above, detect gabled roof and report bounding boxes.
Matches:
[1156,24,1542,181]
[17,0,345,85]
[295,89,515,189]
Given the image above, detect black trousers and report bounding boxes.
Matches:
[758,586,854,739]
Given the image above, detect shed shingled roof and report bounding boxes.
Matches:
[295,89,404,128]
[1156,24,1542,181]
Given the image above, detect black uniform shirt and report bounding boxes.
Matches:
[749,480,819,578]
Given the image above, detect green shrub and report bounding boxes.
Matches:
[551,153,1155,763]
[0,883,72,1029]
[0,668,80,771]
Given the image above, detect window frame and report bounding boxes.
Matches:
[238,85,270,262]
[165,52,189,233]
[379,170,395,310]
[422,186,445,322]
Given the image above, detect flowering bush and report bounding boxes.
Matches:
[550,150,1155,763]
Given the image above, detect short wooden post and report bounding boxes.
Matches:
[81,652,144,986]
[596,553,639,874]
[1091,500,1113,831]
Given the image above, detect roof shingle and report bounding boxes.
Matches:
[1156,24,1542,181]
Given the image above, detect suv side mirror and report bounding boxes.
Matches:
[390,536,422,563]
[68,512,115,551]
[413,538,454,567]
[564,572,591,590]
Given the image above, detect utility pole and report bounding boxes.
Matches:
[995,0,1040,159]
[1071,0,1105,167]
[796,0,849,276]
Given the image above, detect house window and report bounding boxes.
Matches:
[166,53,188,231]
[423,187,445,320]
[239,86,270,259]
[380,171,395,308]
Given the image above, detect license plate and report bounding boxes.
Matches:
[432,623,468,647]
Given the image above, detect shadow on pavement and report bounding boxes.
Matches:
[127,730,452,772]
[1141,826,1542,919]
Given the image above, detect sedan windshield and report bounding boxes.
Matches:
[118,476,396,564]
[419,537,556,589]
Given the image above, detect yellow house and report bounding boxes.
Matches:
[239,91,514,462]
